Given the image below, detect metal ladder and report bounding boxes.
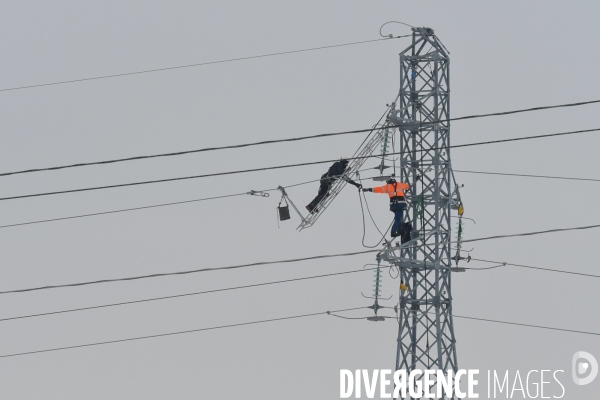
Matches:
[297,125,391,231]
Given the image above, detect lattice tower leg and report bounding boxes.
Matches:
[388,27,457,399]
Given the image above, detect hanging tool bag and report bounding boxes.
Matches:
[277,197,291,221]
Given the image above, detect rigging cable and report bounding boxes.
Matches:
[356,172,392,248]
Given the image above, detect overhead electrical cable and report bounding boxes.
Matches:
[3,253,597,324]
[0,170,380,230]
[2,222,600,295]
[0,127,384,178]
[374,309,600,337]
[447,99,600,121]
[1,100,599,178]
[0,268,378,323]
[1,166,597,231]
[0,249,377,295]
[450,313,600,337]
[0,307,368,359]
[0,192,249,229]
[454,169,600,183]
[459,223,600,244]
[0,37,408,93]
[2,126,599,202]
[468,258,600,278]
[1,306,598,359]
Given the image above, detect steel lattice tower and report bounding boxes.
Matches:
[381,27,458,397]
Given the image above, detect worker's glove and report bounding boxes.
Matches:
[362,188,373,192]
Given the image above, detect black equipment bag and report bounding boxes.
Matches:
[400,222,412,244]
[278,205,290,221]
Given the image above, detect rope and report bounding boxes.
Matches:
[356,173,391,248]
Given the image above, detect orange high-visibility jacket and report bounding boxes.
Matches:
[373,182,409,199]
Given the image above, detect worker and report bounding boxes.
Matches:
[362,177,410,238]
[306,158,362,213]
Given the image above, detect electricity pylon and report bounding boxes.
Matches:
[380,27,459,398]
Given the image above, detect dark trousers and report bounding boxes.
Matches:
[390,202,406,237]
[308,174,331,209]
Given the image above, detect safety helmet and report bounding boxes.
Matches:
[386,178,397,184]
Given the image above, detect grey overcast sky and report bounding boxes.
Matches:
[0,1,599,399]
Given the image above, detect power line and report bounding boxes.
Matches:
[1,305,598,359]
[4,252,598,323]
[450,313,600,337]
[2,100,599,178]
[332,310,600,337]
[0,192,249,229]
[3,222,600,295]
[454,169,600,183]
[0,166,596,231]
[468,258,600,278]
[0,249,376,295]
[0,126,383,178]
[448,99,600,122]
[460,223,600,244]
[2,126,599,202]
[0,37,407,94]
[0,268,377,323]
[0,170,381,230]
[391,310,600,337]
[0,307,367,359]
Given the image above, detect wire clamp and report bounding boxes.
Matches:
[247,190,269,197]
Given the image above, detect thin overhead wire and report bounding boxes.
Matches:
[468,258,600,278]
[0,37,407,94]
[0,127,383,178]
[2,126,599,202]
[1,100,599,178]
[4,254,598,324]
[449,99,600,122]
[383,309,600,337]
[0,249,377,295]
[0,268,378,323]
[460,223,600,244]
[450,313,600,337]
[2,304,599,359]
[0,307,368,359]
[0,192,249,229]
[0,169,379,230]
[2,222,600,295]
[454,169,600,183]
